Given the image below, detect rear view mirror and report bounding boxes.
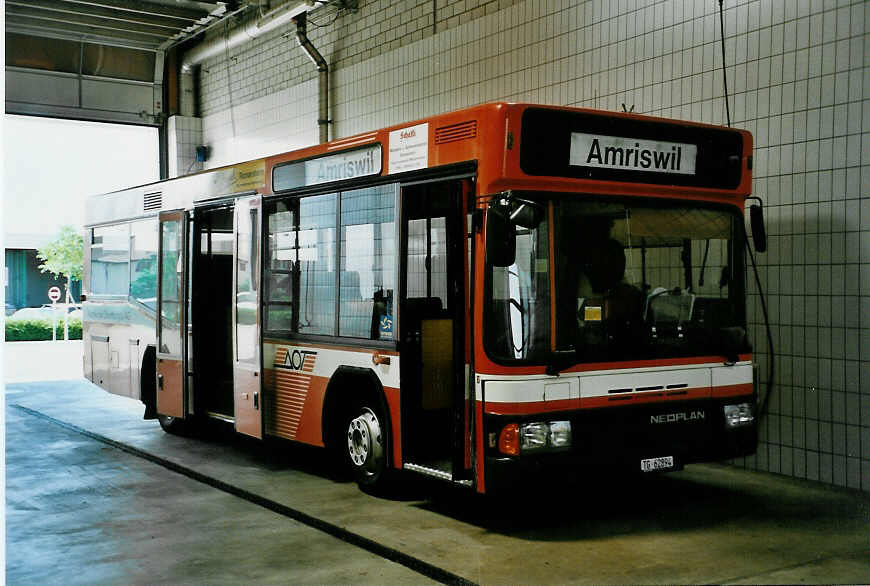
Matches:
[509,199,544,229]
[749,202,767,253]
[486,199,516,267]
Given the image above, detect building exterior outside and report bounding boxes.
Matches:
[5,236,81,314]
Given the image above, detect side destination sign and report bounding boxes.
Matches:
[570,133,697,175]
[273,144,382,191]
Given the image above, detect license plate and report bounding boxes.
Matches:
[640,456,674,472]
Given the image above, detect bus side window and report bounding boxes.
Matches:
[91,224,130,296]
[339,184,396,340]
[130,219,158,309]
[264,186,397,341]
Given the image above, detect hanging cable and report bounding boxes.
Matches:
[719,0,774,422]
[745,233,775,421]
[717,0,731,127]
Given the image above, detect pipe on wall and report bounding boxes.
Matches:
[294,12,329,144]
[178,1,315,117]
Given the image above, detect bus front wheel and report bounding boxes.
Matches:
[158,414,188,435]
[345,402,388,489]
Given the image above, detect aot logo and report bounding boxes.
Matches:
[650,410,706,424]
[282,349,317,372]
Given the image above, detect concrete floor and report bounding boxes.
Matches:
[6,379,870,585]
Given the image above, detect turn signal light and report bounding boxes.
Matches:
[498,423,520,456]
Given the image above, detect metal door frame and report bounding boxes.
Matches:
[233,195,264,438]
[156,209,188,418]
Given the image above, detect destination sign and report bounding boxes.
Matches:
[520,108,744,189]
[570,133,697,175]
[273,144,382,191]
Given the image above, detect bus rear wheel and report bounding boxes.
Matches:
[345,403,388,489]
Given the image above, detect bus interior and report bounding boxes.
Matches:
[192,204,236,421]
[399,179,468,479]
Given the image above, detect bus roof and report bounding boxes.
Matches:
[85,102,751,227]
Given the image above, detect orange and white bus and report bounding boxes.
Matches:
[83,103,762,493]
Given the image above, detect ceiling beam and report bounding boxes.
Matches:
[6,23,162,51]
[36,0,217,23]
[7,1,192,32]
[7,8,182,39]
[6,15,169,49]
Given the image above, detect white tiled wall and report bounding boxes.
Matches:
[167,115,204,177]
[197,0,870,491]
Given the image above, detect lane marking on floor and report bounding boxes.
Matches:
[12,404,476,586]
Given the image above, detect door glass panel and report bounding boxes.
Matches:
[236,203,259,364]
[265,203,296,331]
[159,219,182,355]
[407,218,427,298]
[429,217,447,305]
[406,217,448,309]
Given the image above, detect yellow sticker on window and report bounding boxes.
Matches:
[584,306,602,321]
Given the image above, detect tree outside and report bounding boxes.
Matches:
[36,225,84,340]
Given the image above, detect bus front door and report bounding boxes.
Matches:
[156,210,188,419]
[400,179,469,482]
[233,195,263,438]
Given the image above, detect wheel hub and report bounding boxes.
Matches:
[347,407,383,474]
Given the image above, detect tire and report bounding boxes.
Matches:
[157,414,189,435]
[344,400,389,490]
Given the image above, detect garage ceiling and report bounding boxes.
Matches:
[5,0,233,52]
[5,1,347,127]
[4,1,255,126]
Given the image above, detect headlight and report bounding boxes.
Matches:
[498,421,573,455]
[724,402,754,428]
[520,422,549,450]
[549,420,572,447]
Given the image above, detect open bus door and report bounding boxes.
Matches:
[400,178,471,483]
[233,195,263,438]
[156,210,188,419]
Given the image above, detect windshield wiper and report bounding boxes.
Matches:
[546,349,578,376]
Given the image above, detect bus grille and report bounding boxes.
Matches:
[143,192,162,211]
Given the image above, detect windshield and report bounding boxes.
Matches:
[485,194,747,365]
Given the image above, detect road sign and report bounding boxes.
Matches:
[48,286,62,302]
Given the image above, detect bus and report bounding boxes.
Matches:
[83,102,761,494]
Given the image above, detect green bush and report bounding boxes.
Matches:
[5,318,83,341]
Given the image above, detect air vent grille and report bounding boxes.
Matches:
[143,192,162,211]
[434,120,477,144]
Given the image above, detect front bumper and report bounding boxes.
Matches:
[483,398,757,493]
